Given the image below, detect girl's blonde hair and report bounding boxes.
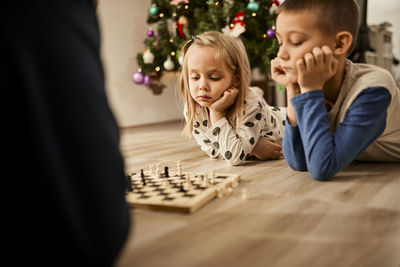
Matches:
[178,31,251,138]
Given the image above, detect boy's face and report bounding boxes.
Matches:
[275,10,335,83]
[187,45,234,108]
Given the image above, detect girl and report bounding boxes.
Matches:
[178,31,286,166]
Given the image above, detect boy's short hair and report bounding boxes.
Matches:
[277,0,360,54]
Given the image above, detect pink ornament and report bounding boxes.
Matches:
[267,28,276,38]
[132,72,144,84]
[147,30,154,37]
[143,75,152,86]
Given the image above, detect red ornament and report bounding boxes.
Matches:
[269,0,280,7]
[177,15,188,39]
[231,11,245,29]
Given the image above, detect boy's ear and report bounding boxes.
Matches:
[333,31,353,56]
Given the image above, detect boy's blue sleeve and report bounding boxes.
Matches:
[289,87,391,180]
[283,118,308,171]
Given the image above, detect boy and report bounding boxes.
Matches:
[271,0,400,180]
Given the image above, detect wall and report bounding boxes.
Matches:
[97,0,184,128]
[368,0,400,83]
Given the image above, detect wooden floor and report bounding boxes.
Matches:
[115,120,400,267]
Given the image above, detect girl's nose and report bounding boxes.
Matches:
[199,78,209,91]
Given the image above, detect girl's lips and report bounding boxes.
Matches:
[197,95,211,101]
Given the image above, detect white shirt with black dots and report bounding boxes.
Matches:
[185,87,287,166]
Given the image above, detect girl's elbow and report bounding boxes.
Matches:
[224,154,244,166]
[225,158,242,167]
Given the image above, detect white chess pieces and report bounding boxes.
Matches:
[210,170,216,184]
[155,163,161,179]
[205,174,210,186]
[185,173,192,190]
[176,160,182,176]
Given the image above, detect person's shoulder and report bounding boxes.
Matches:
[246,86,267,108]
[348,60,395,89]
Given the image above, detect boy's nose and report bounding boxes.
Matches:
[277,47,289,60]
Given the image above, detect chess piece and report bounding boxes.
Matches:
[164,166,169,177]
[179,182,186,192]
[210,170,216,184]
[185,173,192,190]
[155,163,161,179]
[176,160,182,176]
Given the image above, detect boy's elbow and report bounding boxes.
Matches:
[285,157,307,172]
[308,167,335,181]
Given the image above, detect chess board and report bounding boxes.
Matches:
[125,169,240,213]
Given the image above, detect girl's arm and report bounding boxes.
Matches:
[291,87,391,180]
[192,123,220,159]
[203,97,269,166]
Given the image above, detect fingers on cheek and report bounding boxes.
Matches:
[304,53,315,68]
[296,58,305,72]
[313,48,324,63]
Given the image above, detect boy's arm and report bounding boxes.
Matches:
[282,117,308,171]
[292,87,391,180]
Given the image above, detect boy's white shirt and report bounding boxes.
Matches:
[184,87,287,166]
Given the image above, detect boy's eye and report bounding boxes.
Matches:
[292,41,303,46]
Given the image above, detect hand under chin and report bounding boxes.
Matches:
[286,73,298,84]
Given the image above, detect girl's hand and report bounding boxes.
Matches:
[296,46,338,93]
[209,87,238,113]
[249,137,283,160]
[208,87,238,125]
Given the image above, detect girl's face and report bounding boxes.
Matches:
[276,10,335,83]
[187,45,235,108]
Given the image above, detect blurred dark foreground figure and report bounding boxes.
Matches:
[1,1,131,266]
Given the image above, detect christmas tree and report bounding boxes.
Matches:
[133,0,280,95]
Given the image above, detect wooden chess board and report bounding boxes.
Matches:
[125,170,240,213]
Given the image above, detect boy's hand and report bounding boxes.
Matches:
[209,87,238,124]
[271,57,296,88]
[271,57,300,126]
[296,46,338,92]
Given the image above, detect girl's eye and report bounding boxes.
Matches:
[210,77,221,81]
[190,76,199,80]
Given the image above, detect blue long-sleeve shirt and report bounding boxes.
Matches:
[283,87,391,180]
